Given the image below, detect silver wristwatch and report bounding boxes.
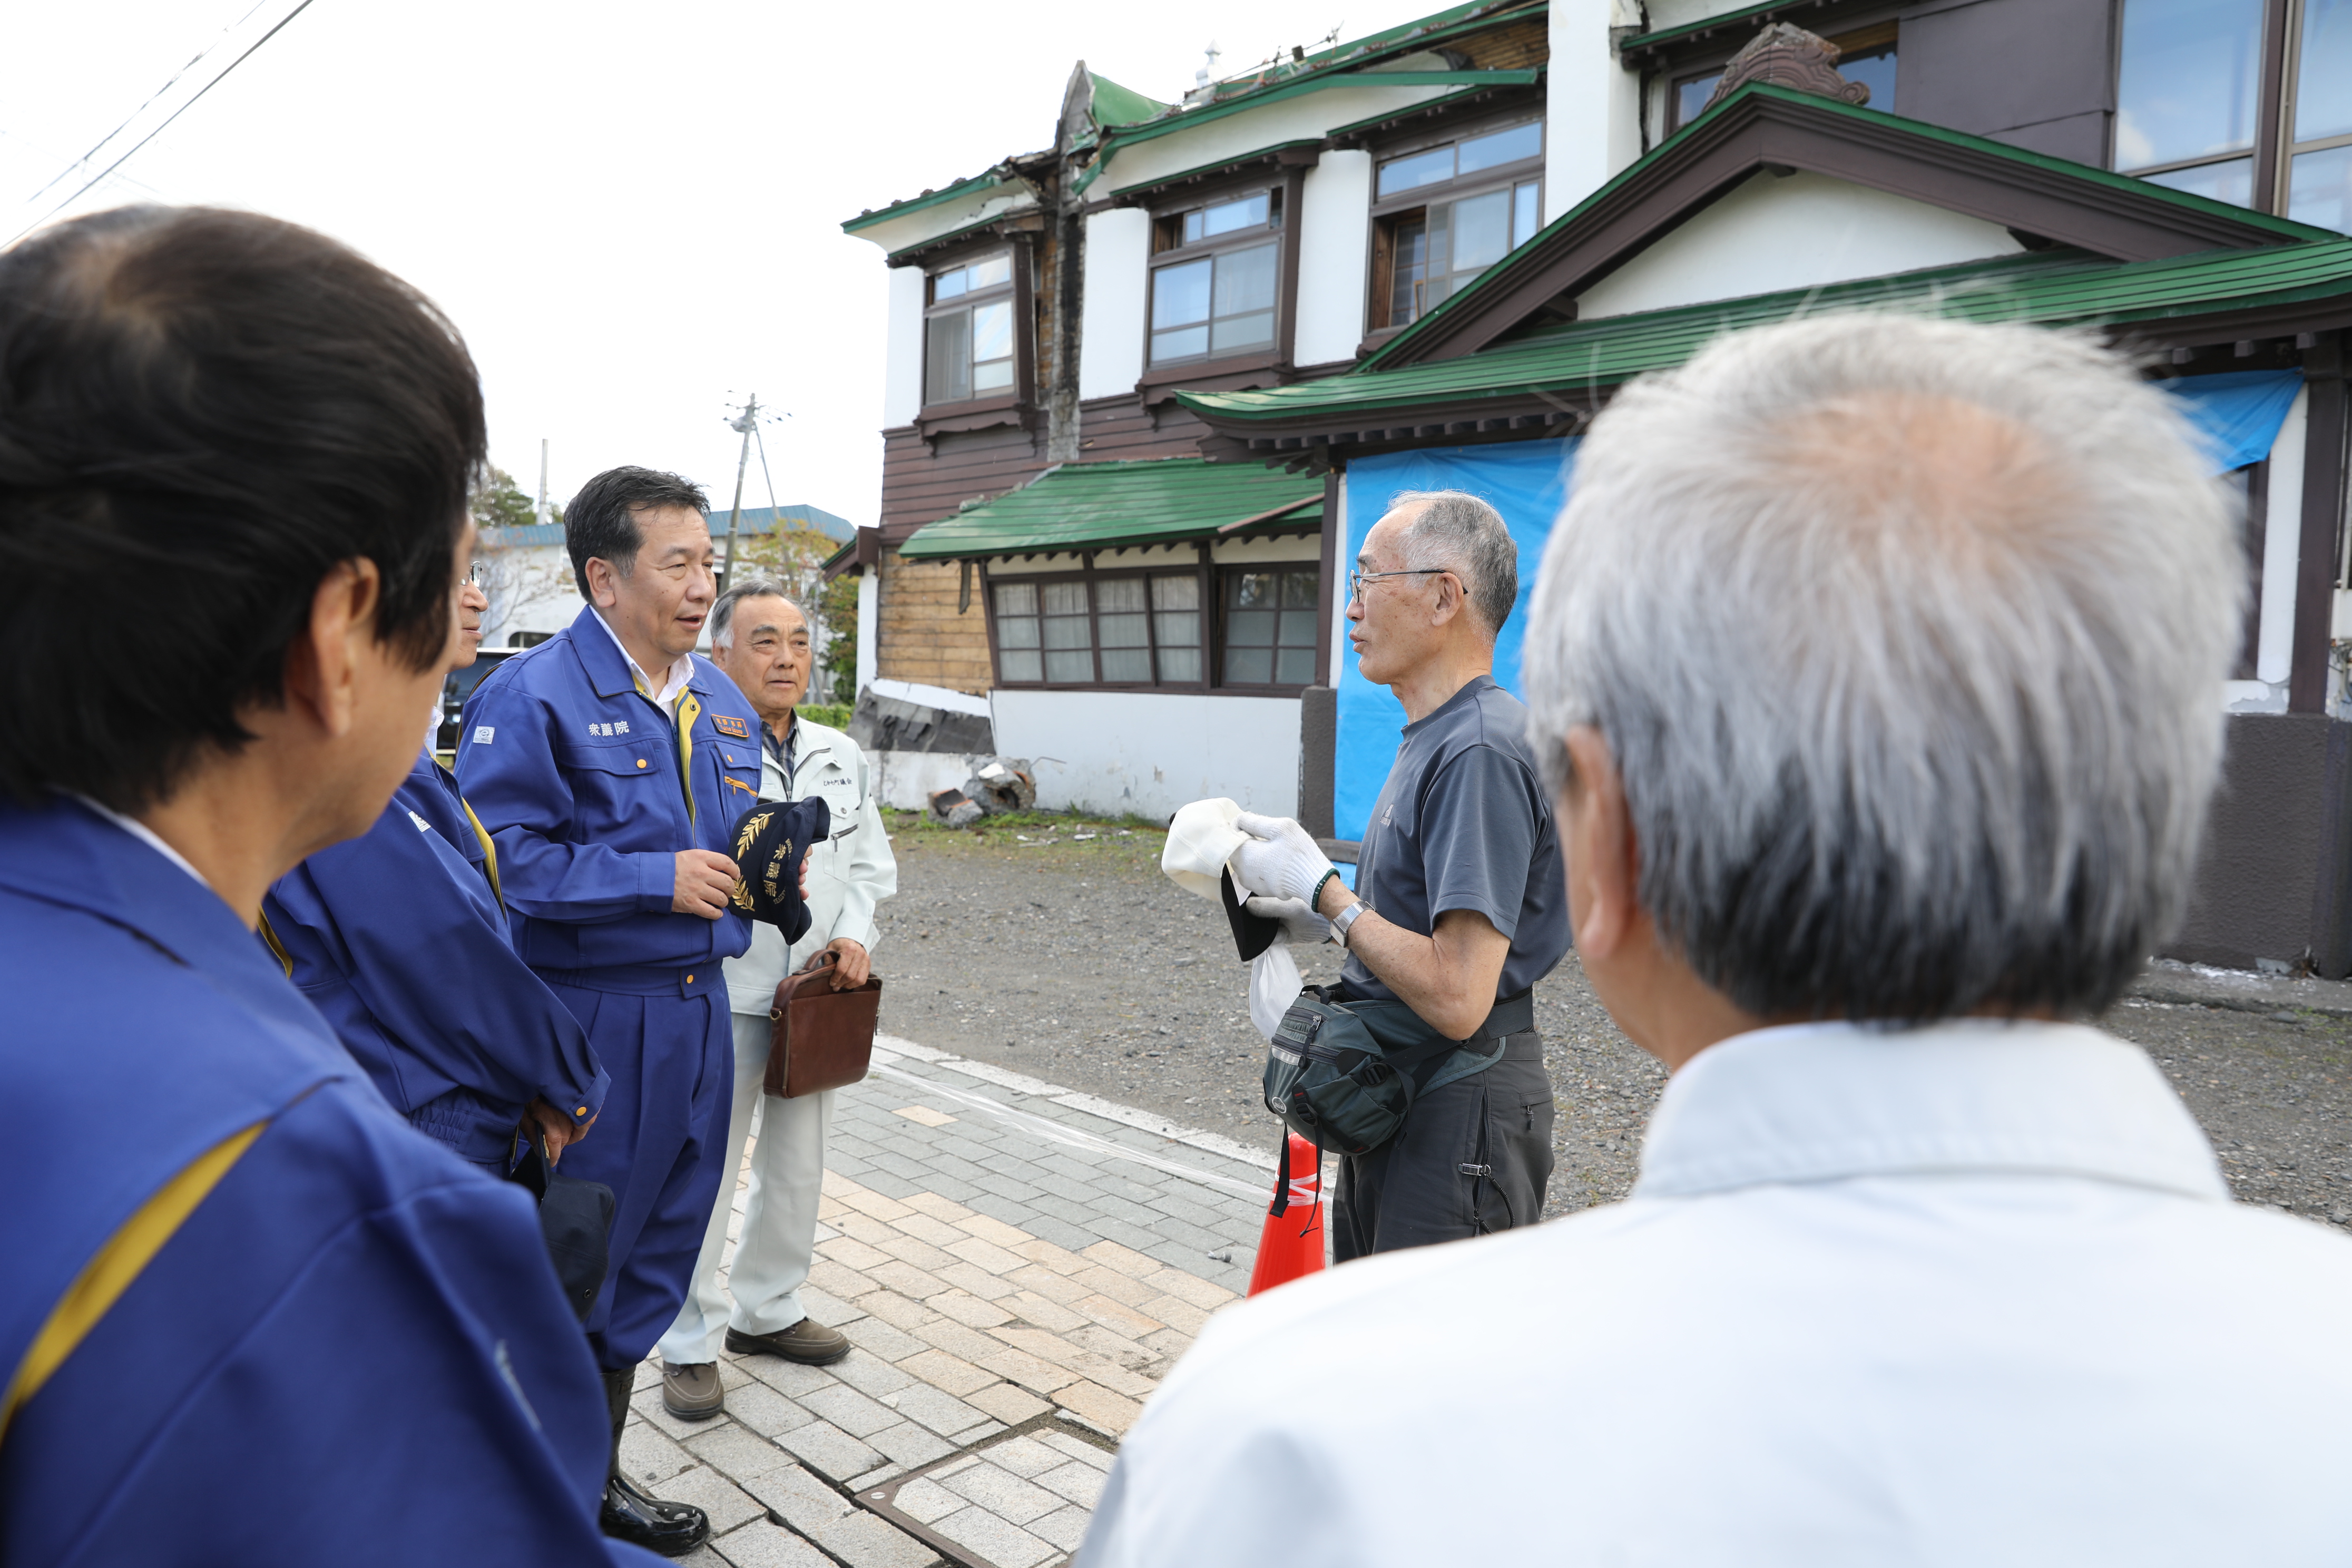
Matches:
[1331,900,1366,946]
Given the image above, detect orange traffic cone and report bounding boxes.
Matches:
[1246,1132,1328,1295]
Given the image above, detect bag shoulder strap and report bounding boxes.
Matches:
[1,1119,267,1440]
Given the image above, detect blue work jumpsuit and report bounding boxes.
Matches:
[262,748,611,1169]
[456,604,765,1371]
[0,797,659,1565]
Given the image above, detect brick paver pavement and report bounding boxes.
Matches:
[633,1035,1316,1568]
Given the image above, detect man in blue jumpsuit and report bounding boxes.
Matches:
[263,567,610,1175]
[457,466,766,1552]
[0,205,656,1563]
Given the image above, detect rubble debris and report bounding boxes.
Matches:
[963,758,1037,814]
[925,787,987,829]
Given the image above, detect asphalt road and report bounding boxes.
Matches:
[869,814,2352,1230]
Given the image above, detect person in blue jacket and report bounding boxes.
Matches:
[0,205,658,1564]
[262,564,610,1174]
[456,466,768,1554]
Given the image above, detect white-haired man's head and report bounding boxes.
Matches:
[710,576,812,730]
[1523,312,2243,1039]
[1348,489,1518,694]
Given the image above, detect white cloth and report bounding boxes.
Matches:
[722,716,896,1017]
[1160,797,1246,900]
[586,606,692,714]
[656,1012,832,1363]
[1162,796,1307,1041]
[1081,1019,2352,1567]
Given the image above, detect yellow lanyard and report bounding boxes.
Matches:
[435,757,504,910]
[633,672,701,826]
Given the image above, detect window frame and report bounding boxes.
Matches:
[979,549,1322,695]
[920,243,1031,417]
[1213,564,1324,691]
[1364,112,1547,336]
[2110,0,2352,222]
[1141,180,1290,376]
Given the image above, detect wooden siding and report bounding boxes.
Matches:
[878,422,1046,541]
[1074,395,1214,462]
[875,546,994,694]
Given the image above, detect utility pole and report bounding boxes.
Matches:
[535,438,550,525]
[718,394,759,597]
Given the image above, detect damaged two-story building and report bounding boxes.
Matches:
[839,0,2352,977]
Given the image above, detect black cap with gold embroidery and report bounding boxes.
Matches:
[726,797,831,943]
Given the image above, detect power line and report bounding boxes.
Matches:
[18,0,276,210]
[7,0,322,247]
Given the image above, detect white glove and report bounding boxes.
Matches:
[1244,894,1331,947]
[1232,811,1337,908]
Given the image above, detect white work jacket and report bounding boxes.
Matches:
[1083,1019,2352,1568]
[721,716,896,1018]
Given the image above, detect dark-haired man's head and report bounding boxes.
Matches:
[0,204,484,912]
[565,466,716,675]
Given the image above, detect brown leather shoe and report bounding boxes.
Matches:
[726,1318,851,1365]
[661,1361,723,1420]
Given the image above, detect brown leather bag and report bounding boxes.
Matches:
[766,949,883,1099]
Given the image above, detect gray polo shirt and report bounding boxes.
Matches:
[1340,674,1570,1013]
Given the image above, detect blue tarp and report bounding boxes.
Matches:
[1335,441,1576,843]
[1329,374,2302,843]
[2162,369,2304,473]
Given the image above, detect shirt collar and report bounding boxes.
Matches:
[1634,1018,2229,1204]
[70,793,211,892]
[586,605,694,712]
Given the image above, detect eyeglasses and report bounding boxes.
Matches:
[1348,566,1453,600]
[464,559,487,585]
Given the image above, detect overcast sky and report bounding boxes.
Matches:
[1,0,1367,527]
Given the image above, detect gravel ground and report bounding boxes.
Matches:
[870,814,2352,1230]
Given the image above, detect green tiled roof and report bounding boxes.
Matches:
[1176,239,2352,426]
[842,172,1006,236]
[898,458,1322,560]
[1088,73,1170,129]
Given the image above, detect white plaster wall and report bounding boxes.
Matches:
[869,751,998,811]
[989,690,1301,820]
[882,266,928,428]
[1295,151,1374,366]
[2254,388,2312,692]
[1102,85,1449,195]
[1573,171,2027,319]
[1079,207,1152,401]
[1209,533,1322,564]
[856,569,879,698]
[1548,0,1650,218]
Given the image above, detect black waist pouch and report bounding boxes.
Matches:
[1262,988,1412,1156]
[1262,986,1536,1157]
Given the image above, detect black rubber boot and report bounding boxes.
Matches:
[598,1364,710,1557]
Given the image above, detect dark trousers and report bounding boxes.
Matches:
[1332,1030,1554,1262]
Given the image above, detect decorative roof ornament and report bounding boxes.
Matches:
[1700,23,1870,116]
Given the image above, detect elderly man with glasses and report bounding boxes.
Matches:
[1084,314,2352,1566]
[1230,489,1570,1261]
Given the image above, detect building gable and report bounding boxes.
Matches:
[1379,82,2334,368]
[1573,167,2024,320]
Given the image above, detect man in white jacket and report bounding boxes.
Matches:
[656,576,896,1417]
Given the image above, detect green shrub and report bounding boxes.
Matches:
[796,702,855,731]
